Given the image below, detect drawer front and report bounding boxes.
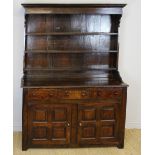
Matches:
[27,88,122,100]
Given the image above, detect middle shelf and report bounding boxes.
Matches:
[26,35,118,51]
[24,52,118,71]
[25,49,118,53]
[26,32,118,36]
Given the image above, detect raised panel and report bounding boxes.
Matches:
[82,126,96,138]
[100,107,115,120]
[100,125,114,137]
[32,127,48,140]
[52,108,67,121]
[33,109,47,122]
[82,109,96,121]
[52,127,66,139]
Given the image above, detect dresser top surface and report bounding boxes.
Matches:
[22,70,128,88]
[22,78,127,88]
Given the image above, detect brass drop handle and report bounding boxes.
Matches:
[67,122,70,127]
[65,90,69,97]
[113,91,119,95]
[81,90,87,97]
[79,122,82,127]
[49,93,54,97]
[32,92,36,96]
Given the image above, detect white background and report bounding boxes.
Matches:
[13,0,141,131]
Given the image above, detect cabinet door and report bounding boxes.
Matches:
[78,102,119,145]
[28,103,71,147]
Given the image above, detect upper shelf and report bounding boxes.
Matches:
[26,32,118,36]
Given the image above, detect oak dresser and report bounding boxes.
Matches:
[21,4,128,150]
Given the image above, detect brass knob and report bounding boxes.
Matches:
[67,122,70,127]
[79,122,82,126]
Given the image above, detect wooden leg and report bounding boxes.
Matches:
[117,143,124,149]
[22,144,28,151]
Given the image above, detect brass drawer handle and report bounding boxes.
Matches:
[49,93,54,97]
[67,122,70,127]
[113,91,119,95]
[81,90,88,97]
[32,93,36,96]
[65,90,69,97]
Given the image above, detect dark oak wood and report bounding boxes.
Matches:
[22,4,126,15]
[78,102,119,145]
[25,50,118,53]
[21,4,128,150]
[28,103,71,146]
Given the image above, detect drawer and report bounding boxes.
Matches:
[27,88,122,100]
[27,88,91,100]
[96,88,122,99]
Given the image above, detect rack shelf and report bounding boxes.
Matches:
[24,67,117,71]
[25,50,118,53]
[26,32,118,36]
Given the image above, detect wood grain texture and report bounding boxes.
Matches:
[22,4,126,15]
[21,4,128,150]
[14,129,140,155]
[22,87,127,150]
[22,5,125,88]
